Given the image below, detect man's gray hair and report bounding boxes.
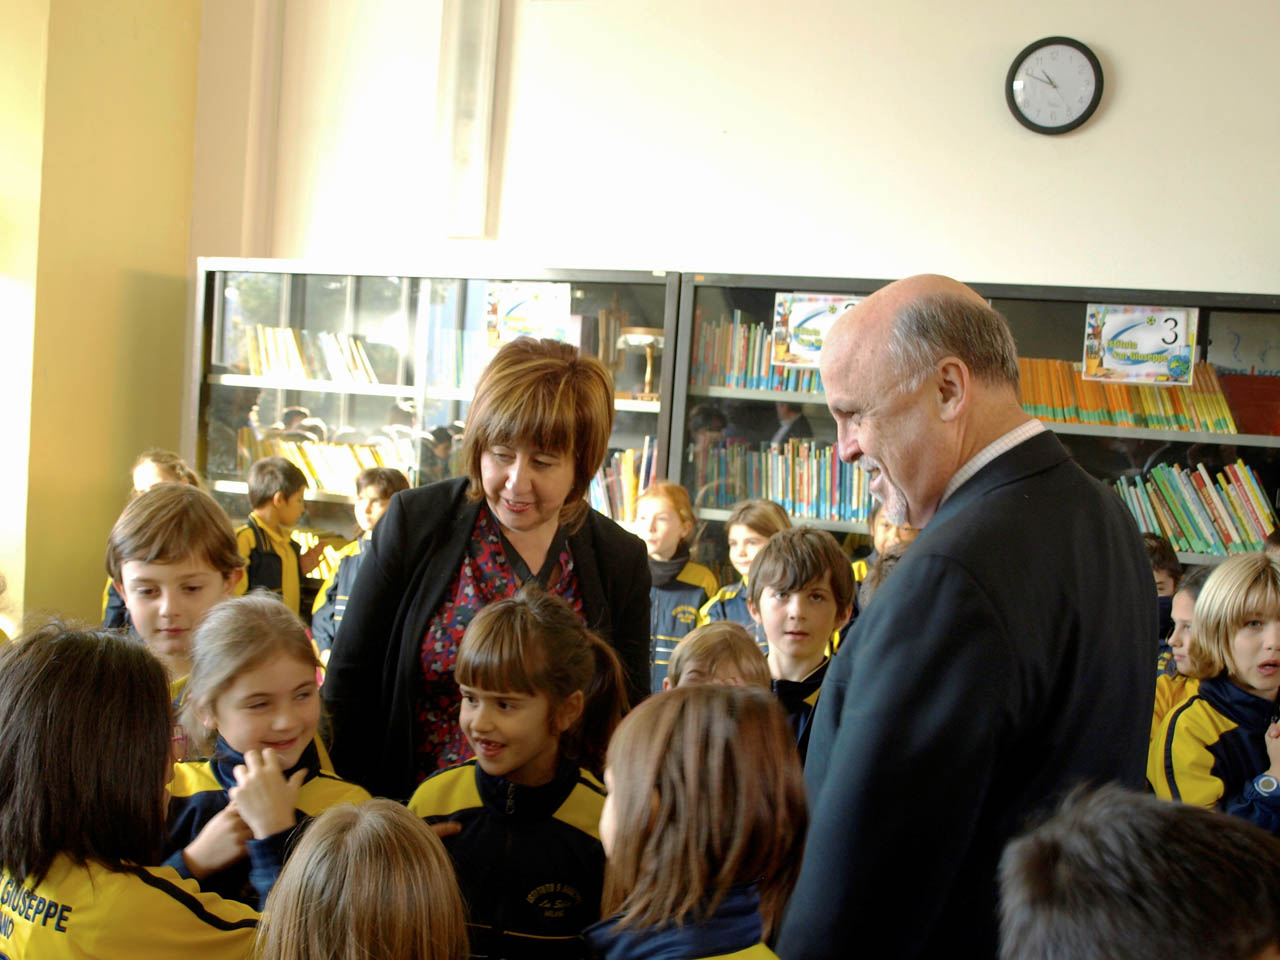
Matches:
[885,293,1021,392]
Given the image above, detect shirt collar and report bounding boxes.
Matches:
[939,419,1045,507]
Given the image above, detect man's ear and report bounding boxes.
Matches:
[934,356,971,422]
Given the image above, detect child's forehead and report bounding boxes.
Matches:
[766,570,833,592]
[120,554,224,580]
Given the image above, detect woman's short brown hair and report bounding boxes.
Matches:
[105,483,244,584]
[461,338,614,532]
[602,684,807,938]
[1186,553,1280,679]
[0,623,171,886]
[256,800,468,960]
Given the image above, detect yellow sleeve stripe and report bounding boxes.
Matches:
[167,761,221,797]
[407,763,483,818]
[551,773,606,838]
[297,775,371,815]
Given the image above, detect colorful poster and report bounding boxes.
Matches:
[485,281,576,348]
[1082,303,1197,386]
[772,292,862,369]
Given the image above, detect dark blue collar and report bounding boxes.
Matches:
[1200,674,1280,732]
[209,736,322,791]
[584,885,764,960]
[474,754,580,821]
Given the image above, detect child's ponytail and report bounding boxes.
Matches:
[567,633,629,776]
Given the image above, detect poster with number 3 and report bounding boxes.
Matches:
[1082,303,1198,386]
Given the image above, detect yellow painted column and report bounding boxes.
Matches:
[0,0,51,636]
[10,0,202,627]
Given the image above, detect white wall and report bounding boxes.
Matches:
[213,0,1280,295]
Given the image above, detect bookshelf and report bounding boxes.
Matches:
[187,262,681,535]
[670,273,1280,571]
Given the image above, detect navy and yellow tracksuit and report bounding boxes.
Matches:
[772,657,828,765]
[698,580,769,655]
[1148,672,1280,833]
[311,536,367,654]
[0,855,257,959]
[408,757,607,960]
[584,883,778,960]
[650,555,718,692]
[1150,672,1200,742]
[234,514,303,615]
[165,737,370,906]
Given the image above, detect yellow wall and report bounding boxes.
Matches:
[0,0,51,636]
[19,0,201,624]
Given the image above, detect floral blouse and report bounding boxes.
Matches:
[413,506,582,785]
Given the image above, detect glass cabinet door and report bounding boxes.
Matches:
[669,275,879,579]
[196,261,678,539]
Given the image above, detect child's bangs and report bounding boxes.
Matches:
[455,618,546,695]
[1237,572,1280,627]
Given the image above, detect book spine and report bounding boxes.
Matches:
[1191,466,1239,553]
[1173,465,1225,555]
[1151,466,1204,552]
[1226,462,1267,546]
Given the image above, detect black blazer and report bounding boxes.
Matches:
[776,430,1157,959]
[322,477,650,800]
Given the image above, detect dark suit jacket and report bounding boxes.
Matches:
[776,430,1156,959]
[321,477,651,800]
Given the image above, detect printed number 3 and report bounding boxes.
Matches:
[1161,317,1178,345]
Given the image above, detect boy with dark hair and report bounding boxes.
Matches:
[234,456,321,616]
[999,784,1280,960]
[106,483,245,700]
[312,467,410,657]
[747,526,854,763]
[1144,531,1182,644]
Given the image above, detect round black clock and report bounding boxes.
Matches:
[1006,36,1103,134]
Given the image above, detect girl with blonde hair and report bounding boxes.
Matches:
[1149,553,1280,832]
[256,799,468,960]
[166,594,369,906]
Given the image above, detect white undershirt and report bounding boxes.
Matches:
[939,418,1046,508]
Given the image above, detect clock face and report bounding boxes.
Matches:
[1006,37,1103,134]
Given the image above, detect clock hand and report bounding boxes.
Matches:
[1039,70,1058,89]
[1027,72,1051,85]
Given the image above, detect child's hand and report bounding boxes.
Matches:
[300,542,327,574]
[1265,722,1280,776]
[228,748,305,839]
[182,802,251,879]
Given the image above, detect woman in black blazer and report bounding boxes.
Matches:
[322,338,651,799]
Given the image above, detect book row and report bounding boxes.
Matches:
[243,433,418,496]
[1110,460,1276,556]
[684,438,876,521]
[690,309,825,393]
[1018,358,1238,433]
[231,323,382,384]
[588,440,660,524]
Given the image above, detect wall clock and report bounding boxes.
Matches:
[1006,36,1103,135]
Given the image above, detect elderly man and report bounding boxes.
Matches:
[776,275,1155,958]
